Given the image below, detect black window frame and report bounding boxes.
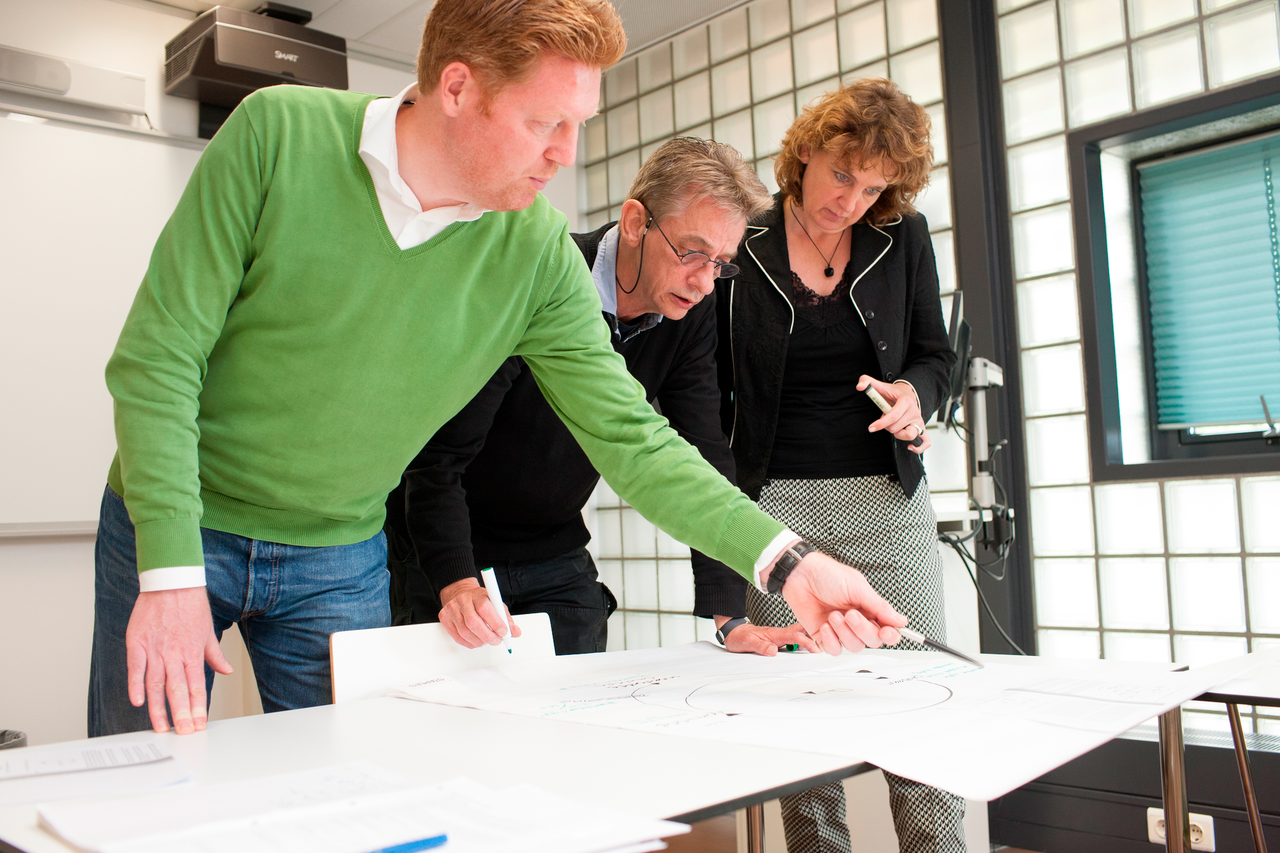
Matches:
[1070,72,1280,482]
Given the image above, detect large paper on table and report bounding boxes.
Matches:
[393,643,1272,801]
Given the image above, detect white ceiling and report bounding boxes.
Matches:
[141,0,748,66]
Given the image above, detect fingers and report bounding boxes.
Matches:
[144,654,170,733]
[439,612,475,648]
[206,633,234,675]
[440,578,517,646]
[170,656,204,735]
[852,579,910,629]
[441,604,489,648]
[126,634,147,709]
[775,625,820,654]
[129,636,175,734]
[873,403,922,437]
[725,626,778,656]
[441,589,511,648]
[811,623,845,656]
[830,609,885,650]
[505,607,522,638]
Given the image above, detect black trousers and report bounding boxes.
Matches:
[387,531,616,655]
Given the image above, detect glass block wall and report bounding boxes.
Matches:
[580,0,970,653]
[994,0,1280,733]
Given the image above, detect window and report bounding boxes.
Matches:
[1136,131,1280,435]
[1070,74,1280,480]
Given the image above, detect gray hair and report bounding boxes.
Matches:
[627,137,774,223]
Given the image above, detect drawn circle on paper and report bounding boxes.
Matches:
[634,674,951,719]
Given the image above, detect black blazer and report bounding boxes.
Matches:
[714,195,956,500]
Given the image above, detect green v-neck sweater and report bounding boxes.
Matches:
[105,85,783,577]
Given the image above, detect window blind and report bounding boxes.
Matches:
[1138,132,1280,429]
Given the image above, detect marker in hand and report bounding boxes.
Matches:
[865,385,924,447]
[480,568,513,654]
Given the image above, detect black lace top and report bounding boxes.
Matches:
[764,262,896,480]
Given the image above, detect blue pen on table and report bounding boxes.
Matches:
[480,567,513,654]
[367,833,448,853]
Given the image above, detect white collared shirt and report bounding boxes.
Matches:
[359,84,487,249]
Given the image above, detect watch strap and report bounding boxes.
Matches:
[766,540,817,596]
[715,616,750,645]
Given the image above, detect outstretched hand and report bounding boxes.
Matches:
[126,587,233,734]
[778,551,907,656]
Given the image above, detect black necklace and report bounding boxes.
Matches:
[790,201,841,277]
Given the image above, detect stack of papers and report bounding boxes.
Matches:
[37,761,687,853]
[0,740,190,809]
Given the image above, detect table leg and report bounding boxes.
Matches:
[1159,707,1191,853]
[1226,702,1268,853]
[745,803,765,853]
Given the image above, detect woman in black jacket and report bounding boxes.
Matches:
[715,78,961,853]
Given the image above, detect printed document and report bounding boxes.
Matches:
[0,740,189,809]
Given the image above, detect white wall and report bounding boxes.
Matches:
[0,0,196,747]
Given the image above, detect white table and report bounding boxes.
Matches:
[1,651,1220,853]
[0,697,872,853]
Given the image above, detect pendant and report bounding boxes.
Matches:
[824,267,834,277]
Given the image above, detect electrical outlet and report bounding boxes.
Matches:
[1147,807,1216,851]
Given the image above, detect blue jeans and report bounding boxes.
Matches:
[88,485,390,737]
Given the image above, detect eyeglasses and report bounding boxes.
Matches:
[647,216,740,279]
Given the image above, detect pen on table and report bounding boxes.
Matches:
[479,567,513,654]
[864,386,925,448]
[899,627,983,668]
[368,833,448,853]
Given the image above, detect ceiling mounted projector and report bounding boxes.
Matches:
[164,4,347,110]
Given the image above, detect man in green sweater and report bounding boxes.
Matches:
[91,0,909,738]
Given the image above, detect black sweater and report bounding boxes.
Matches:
[386,223,747,621]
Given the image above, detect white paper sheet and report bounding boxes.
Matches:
[0,742,174,781]
[37,761,687,853]
[0,739,191,809]
[392,644,1272,801]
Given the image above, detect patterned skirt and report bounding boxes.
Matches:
[746,474,966,853]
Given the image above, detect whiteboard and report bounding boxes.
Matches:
[0,111,203,533]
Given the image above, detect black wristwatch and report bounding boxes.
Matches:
[715,616,750,645]
[766,540,817,595]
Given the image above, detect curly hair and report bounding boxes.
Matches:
[775,78,933,227]
[417,0,626,102]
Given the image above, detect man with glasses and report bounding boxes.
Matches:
[387,138,816,656]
